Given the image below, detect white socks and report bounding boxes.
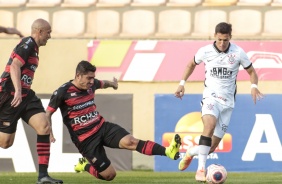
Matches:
[197,145,210,170]
[189,146,199,156]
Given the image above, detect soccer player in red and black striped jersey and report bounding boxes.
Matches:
[0,19,63,184]
[46,60,181,181]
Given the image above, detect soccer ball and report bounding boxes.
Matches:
[206,164,227,184]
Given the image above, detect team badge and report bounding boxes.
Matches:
[87,88,93,94]
[228,54,236,64]
[206,103,214,110]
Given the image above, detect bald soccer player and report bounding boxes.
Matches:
[0,19,63,184]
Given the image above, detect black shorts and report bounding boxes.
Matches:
[0,90,45,134]
[81,121,130,173]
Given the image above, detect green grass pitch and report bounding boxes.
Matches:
[0,171,281,184]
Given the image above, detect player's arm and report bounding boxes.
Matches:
[0,26,6,33]
[46,87,65,143]
[102,77,118,90]
[175,59,197,99]
[46,98,59,143]
[10,58,24,107]
[0,26,24,37]
[46,109,56,143]
[245,65,263,104]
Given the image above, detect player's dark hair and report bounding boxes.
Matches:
[215,22,232,35]
[76,60,96,75]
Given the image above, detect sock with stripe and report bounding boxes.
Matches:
[37,134,50,179]
[136,140,166,156]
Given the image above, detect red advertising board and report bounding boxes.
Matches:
[88,40,282,81]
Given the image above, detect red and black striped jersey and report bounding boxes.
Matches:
[0,36,39,96]
[47,79,105,148]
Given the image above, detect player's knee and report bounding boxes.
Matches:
[36,122,51,135]
[101,172,116,181]
[120,135,138,149]
[0,142,12,149]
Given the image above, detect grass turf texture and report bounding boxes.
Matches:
[0,171,281,184]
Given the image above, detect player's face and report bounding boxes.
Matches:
[39,25,51,46]
[77,71,95,90]
[214,33,231,52]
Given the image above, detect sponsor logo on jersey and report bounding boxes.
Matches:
[25,38,32,44]
[73,111,99,125]
[91,157,97,163]
[72,100,94,110]
[20,43,28,49]
[222,124,228,132]
[2,122,11,126]
[70,92,77,96]
[211,92,227,102]
[30,65,37,71]
[210,67,232,79]
[21,74,33,85]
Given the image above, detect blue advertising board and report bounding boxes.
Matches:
[155,94,282,172]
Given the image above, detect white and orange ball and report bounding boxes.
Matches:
[206,164,227,184]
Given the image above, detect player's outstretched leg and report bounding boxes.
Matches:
[195,169,206,182]
[74,157,88,173]
[165,134,181,160]
[178,146,195,171]
[37,175,63,184]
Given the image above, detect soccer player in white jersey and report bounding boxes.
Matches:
[174,22,263,182]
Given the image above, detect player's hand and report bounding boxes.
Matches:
[11,91,22,107]
[112,77,118,90]
[50,132,56,143]
[174,85,185,100]
[251,88,264,104]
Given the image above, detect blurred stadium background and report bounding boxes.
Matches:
[0,0,282,174]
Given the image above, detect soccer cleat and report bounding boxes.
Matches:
[165,134,181,160]
[178,146,195,171]
[36,175,63,184]
[74,157,88,173]
[195,169,206,183]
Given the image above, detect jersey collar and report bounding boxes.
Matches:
[213,41,230,53]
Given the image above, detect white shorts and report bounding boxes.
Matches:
[201,97,233,138]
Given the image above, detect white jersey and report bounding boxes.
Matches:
[195,42,252,108]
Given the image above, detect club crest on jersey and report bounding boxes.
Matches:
[228,54,236,64]
[206,103,214,110]
[87,88,93,94]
